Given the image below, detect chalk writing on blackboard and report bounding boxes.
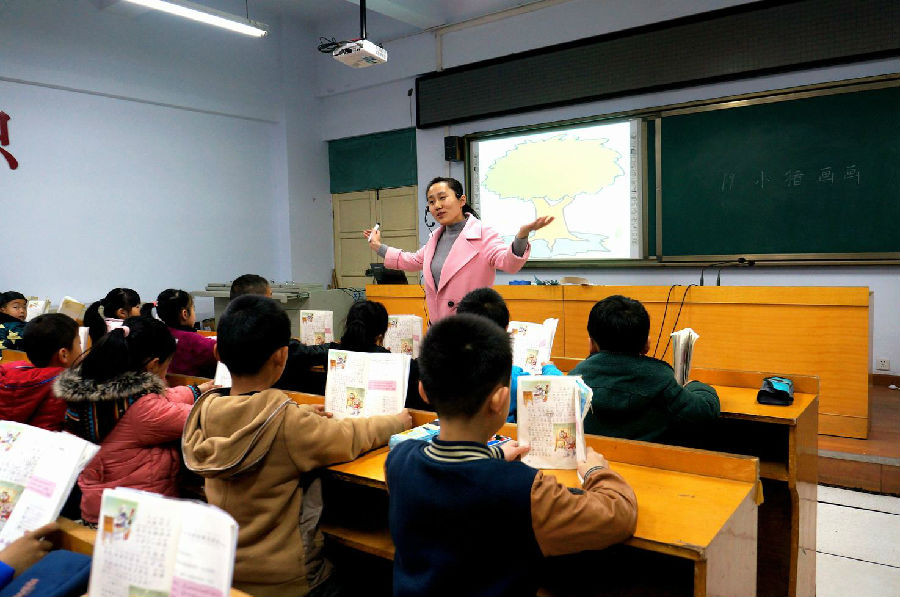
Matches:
[719,164,862,193]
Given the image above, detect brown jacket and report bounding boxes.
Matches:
[181,388,404,597]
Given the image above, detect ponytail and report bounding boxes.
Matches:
[339,300,389,352]
[78,316,175,384]
[139,303,156,318]
[154,289,192,327]
[83,288,142,344]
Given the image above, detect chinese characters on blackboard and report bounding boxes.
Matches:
[721,165,860,192]
[0,111,18,171]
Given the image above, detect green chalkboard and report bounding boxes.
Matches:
[659,85,900,259]
[328,128,417,194]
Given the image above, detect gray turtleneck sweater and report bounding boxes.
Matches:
[377,217,528,288]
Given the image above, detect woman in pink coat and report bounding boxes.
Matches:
[54,316,215,524]
[365,177,553,322]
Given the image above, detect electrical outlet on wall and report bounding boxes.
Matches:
[876,358,890,371]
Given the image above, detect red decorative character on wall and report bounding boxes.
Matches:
[0,112,19,170]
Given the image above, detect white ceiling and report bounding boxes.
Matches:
[246,0,551,40]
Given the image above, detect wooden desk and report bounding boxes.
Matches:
[52,518,254,597]
[367,284,868,439]
[0,349,28,364]
[325,412,760,597]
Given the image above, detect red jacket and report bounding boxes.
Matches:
[168,327,217,378]
[54,370,196,524]
[0,361,66,431]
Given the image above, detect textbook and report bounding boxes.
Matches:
[25,299,50,321]
[57,296,86,321]
[508,319,558,375]
[670,328,699,386]
[383,315,423,358]
[0,421,99,549]
[517,376,591,469]
[299,310,334,346]
[325,349,410,418]
[88,487,237,597]
[213,361,232,387]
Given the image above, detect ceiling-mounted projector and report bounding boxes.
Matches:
[333,39,388,68]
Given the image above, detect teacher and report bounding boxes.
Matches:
[364,176,553,322]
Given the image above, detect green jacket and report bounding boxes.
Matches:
[570,351,720,442]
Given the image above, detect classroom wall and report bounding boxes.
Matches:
[316,0,900,374]
[0,0,333,311]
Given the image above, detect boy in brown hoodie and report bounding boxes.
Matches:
[182,295,410,597]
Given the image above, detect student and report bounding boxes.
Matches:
[386,314,637,597]
[229,274,271,300]
[0,314,82,431]
[570,295,720,442]
[151,289,217,378]
[54,316,214,524]
[83,288,142,345]
[0,521,59,590]
[456,287,561,422]
[182,295,410,597]
[0,291,28,352]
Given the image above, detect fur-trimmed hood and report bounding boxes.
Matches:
[54,368,166,403]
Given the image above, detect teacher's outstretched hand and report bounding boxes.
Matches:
[516,216,555,240]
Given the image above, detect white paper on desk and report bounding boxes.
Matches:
[0,421,98,548]
[325,349,409,418]
[383,315,423,358]
[299,310,334,346]
[670,328,699,386]
[508,319,558,375]
[213,362,232,387]
[89,487,237,597]
[517,376,587,469]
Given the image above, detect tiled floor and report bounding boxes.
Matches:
[817,485,900,597]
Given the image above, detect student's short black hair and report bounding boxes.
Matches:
[587,295,650,355]
[229,274,270,301]
[456,287,510,330]
[0,291,26,308]
[21,314,79,367]
[217,295,290,375]
[418,314,512,418]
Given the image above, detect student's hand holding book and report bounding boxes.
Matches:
[197,381,220,393]
[311,405,334,418]
[500,440,530,462]
[576,448,609,484]
[396,408,412,430]
[0,521,58,577]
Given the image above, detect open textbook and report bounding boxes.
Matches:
[517,376,592,469]
[670,328,699,386]
[383,315,423,358]
[0,421,99,549]
[89,487,237,597]
[325,349,410,418]
[57,296,87,321]
[25,299,50,321]
[508,318,559,374]
[299,310,334,346]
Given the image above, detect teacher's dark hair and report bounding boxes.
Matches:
[426,176,479,219]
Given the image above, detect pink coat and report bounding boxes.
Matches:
[384,215,530,322]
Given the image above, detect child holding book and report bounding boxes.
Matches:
[386,314,637,597]
[150,289,217,378]
[54,316,214,524]
[0,314,82,431]
[182,295,410,597]
[570,295,720,442]
[83,288,142,344]
[456,287,561,422]
[0,291,28,352]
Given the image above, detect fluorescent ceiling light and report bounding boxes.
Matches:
[123,0,268,37]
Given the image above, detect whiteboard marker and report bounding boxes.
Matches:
[368,223,380,242]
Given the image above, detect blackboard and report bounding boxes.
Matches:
[328,128,417,194]
[659,85,900,260]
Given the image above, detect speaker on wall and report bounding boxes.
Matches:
[444,136,463,162]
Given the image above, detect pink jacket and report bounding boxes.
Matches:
[54,370,196,523]
[384,215,530,322]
